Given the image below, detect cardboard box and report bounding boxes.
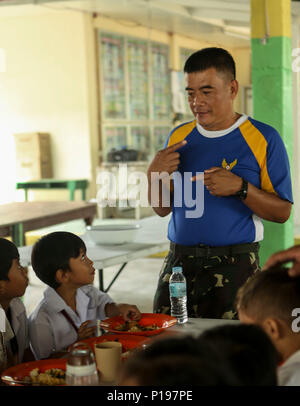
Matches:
[14,132,53,180]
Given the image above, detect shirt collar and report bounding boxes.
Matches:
[75,288,89,321]
[43,286,90,321]
[196,114,248,138]
[281,349,300,368]
[44,287,68,313]
[9,298,25,318]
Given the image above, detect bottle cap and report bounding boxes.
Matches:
[172,266,182,273]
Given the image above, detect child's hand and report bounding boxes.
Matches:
[117,304,141,322]
[77,320,96,341]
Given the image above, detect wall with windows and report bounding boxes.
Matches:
[93,16,219,162]
[0,8,251,205]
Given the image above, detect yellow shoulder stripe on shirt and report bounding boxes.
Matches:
[239,119,276,195]
[167,120,196,147]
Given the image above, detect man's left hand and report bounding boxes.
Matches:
[192,167,242,197]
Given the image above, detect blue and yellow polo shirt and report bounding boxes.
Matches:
[164,115,293,246]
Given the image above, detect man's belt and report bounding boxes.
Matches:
[169,242,259,258]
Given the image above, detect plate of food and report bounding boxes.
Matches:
[99,313,177,336]
[1,359,67,386]
[78,334,150,353]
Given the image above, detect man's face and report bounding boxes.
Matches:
[185,67,238,131]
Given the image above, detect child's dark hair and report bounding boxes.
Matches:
[200,324,279,386]
[236,265,300,325]
[120,335,241,386]
[0,238,19,281]
[184,47,236,80]
[31,231,86,289]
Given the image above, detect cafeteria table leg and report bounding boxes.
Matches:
[69,181,76,201]
[12,223,25,247]
[98,268,104,291]
[104,262,128,293]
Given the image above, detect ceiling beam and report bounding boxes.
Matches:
[187,6,250,23]
[144,0,191,18]
[153,0,250,12]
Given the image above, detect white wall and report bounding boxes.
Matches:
[0,8,94,203]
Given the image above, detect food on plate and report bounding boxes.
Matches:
[25,368,66,385]
[114,320,159,332]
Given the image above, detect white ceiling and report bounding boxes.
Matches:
[1,0,300,48]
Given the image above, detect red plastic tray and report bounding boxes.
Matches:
[79,334,150,352]
[1,358,67,386]
[99,313,177,336]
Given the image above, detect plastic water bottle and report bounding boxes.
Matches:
[169,266,188,324]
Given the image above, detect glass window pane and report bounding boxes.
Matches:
[100,33,126,119]
[153,126,170,152]
[151,42,171,120]
[127,39,148,119]
[180,47,195,122]
[104,126,127,158]
[130,126,150,158]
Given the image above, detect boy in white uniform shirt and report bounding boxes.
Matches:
[29,232,141,360]
[236,265,300,386]
[0,305,14,374]
[0,238,34,365]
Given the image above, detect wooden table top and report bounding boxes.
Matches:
[0,201,97,229]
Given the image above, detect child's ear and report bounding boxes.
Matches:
[55,269,69,284]
[262,318,282,340]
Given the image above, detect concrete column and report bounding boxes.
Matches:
[250,0,294,266]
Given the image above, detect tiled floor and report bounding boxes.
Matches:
[23,218,165,317]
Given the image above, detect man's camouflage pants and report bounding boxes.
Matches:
[153,245,260,320]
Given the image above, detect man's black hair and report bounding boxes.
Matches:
[31,231,86,289]
[184,47,236,80]
[0,238,19,281]
[200,324,279,386]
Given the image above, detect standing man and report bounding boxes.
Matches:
[148,48,293,319]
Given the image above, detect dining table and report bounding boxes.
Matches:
[0,201,97,246]
[166,317,240,336]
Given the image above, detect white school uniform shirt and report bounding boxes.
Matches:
[28,285,114,360]
[0,304,14,372]
[278,349,300,386]
[9,298,30,363]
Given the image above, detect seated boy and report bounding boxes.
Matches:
[0,238,34,365]
[28,231,141,360]
[119,335,241,386]
[0,304,15,374]
[236,265,300,386]
[199,324,279,386]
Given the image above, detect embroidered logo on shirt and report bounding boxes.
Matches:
[222,158,237,171]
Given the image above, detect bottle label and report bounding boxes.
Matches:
[169,282,186,298]
[66,363,97,377]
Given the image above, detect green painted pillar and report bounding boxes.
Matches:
[250,0,294,266]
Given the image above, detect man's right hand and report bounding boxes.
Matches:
[147,140,187,177]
